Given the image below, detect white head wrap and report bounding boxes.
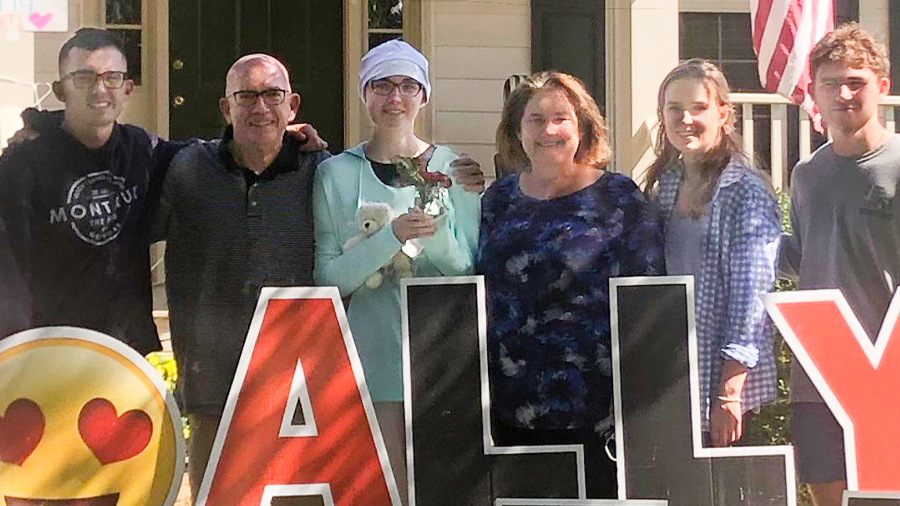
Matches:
[358,39,431,101]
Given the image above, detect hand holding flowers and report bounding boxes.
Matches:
[394,155,452,216]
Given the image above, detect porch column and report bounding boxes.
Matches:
[606,0,679,181]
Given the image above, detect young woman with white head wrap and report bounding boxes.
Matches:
[313,40,483,503]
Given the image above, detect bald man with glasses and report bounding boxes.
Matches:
[152,53,332,498]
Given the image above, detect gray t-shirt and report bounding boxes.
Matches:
[779,134,900,402]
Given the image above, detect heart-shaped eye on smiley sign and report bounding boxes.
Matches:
[0,399,45,466]
[78,398,153,465]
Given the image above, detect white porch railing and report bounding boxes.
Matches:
[731,93,900,190]
[152,309,172,353]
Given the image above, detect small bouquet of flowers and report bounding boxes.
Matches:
[394,156,452,216]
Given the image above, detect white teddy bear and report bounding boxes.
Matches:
[342,202,414,289]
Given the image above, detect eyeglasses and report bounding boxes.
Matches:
[369,79,423,97]
[818,78,868,94]
[63,70,128,89]
[229,88,288,107]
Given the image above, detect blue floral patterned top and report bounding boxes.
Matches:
[476,172,665,430]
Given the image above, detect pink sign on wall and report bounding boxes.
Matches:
[0,0,67,32]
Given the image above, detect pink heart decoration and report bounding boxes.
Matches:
[0,398,45,466]
[28,12,53,31]
[78,398,153,465]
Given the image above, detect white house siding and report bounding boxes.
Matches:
[0,33,34,149]
[679,0,750,13]
[429,0,531,179]
[0,0,83,147]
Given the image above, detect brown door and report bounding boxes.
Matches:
[168,0,343,151]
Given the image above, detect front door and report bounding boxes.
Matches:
[168,0,343,150]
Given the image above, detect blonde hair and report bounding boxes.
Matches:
[496,71,611,172]
[644,59,745,218]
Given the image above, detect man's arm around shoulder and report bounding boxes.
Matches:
[0,145,36,337]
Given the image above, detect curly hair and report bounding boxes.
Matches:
[643,59,747,218]
[496,71,610,172]
[810,22,890,80]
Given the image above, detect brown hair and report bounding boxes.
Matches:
[496,71,611,172]
[810,22,890,81]
[643,59,746,218]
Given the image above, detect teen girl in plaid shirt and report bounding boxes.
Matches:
[644,59,781,447]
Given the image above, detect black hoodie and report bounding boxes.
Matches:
[0,118,163,354]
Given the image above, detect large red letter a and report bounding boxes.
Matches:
[195,287,400,506]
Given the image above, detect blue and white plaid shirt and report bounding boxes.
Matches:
[656,160,781,429]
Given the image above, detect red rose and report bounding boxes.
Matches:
[420,170,452,188]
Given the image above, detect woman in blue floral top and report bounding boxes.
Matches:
[643,59,780,447]
[476,72,664,497]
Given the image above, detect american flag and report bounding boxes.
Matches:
[751,0,834,127]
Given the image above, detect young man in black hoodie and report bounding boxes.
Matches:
[0,28,167,354]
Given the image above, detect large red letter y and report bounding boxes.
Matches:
[764,289,900,491]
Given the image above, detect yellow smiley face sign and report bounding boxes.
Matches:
[0,327,184,506]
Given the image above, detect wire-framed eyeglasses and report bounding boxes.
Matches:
[229,88,288,107]
[63,70,128,89]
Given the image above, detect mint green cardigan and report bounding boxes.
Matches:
[313,143,481,401]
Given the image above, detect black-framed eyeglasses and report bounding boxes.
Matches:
[369,78,423,97]
[229,88,288,107]
[63,70,128,89]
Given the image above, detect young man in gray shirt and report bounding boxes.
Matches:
[779,23,898,506]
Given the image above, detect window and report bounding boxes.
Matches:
[834,0,859,26]
[368,0,403,50]
[680,0,858,90]
[104,0,142,85]
[680,13,761,92]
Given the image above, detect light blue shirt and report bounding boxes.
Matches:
[313,143,481,401]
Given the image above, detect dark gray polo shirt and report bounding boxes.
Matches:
[156,128,330,415]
